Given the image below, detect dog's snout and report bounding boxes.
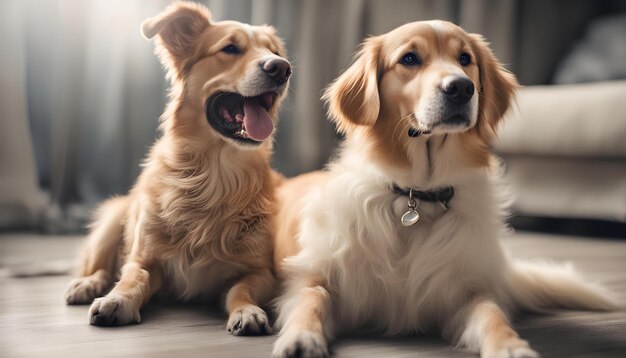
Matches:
[262,58,292,86]
[440,75,474,105]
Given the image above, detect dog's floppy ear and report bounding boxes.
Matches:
[470,34,519,135]
[323,36,382,134]
[141,2,211,78]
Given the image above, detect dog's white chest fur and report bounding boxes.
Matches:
[330,199,462,332]
[286,155,509,335]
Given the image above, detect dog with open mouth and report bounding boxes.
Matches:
[64,2,290,335]
[272,21,618,357]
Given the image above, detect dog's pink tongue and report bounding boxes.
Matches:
[243,99,273,141]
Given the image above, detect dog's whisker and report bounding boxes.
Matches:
[391,113,414,139]
[398,121,416,153]
[391,114,416,153]
[388,113,415,153]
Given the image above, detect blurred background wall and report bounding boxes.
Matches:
[1,0,625,234]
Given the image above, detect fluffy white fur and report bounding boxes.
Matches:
[275,135,618,357]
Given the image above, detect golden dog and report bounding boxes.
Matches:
[272,21,616,357]
[65,2,291,335]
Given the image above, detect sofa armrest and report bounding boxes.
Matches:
[496,80,626,158]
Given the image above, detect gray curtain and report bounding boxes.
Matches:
[0,0,614,231]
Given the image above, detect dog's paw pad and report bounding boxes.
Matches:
[65,277,107,305]
[272,330,328,358]
[88,295,140,326]
[226,304,271,336]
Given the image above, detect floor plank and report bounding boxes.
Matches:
[1,232,625,357]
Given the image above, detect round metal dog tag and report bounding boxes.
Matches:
[401,210,420,226]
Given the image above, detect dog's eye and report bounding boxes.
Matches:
[459,53,472,66]
[400,52,420,66]
[221,44,240,54]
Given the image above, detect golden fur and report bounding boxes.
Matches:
[273,21,616,358]
[65,2,290,335]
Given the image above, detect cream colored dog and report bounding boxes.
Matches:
[272,21,617,357]
[64,2,291,335]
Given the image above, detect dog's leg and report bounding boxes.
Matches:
[457,299,539,358]
[88,211,163,326]
[225,268,275,335]
[65,196,129,304]
[273,280,333,358]
[88,260,163,326]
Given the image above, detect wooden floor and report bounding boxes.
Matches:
[1,232,625,358]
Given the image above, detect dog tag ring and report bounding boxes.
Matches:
[401,189,420,226]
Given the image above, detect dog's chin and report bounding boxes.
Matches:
[414,114,476,136]
[205,91,279,148]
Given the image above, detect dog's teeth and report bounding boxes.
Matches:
[221,109,233,122]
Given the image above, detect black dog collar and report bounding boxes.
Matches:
[392,184,454,208]
[392,184,454,226]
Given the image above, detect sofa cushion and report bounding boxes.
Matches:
[503,155,626,222]
[496,80,626,158]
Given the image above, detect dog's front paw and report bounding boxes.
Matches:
[483,339,540,358]
[272,329,328,358]
[65,276,108,305]
[88,294,140,326]
[227,304,271,336]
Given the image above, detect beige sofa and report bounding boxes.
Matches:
[496,80,626,222]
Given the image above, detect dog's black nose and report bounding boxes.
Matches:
[441,75,474,105]
[262,58,292,86]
